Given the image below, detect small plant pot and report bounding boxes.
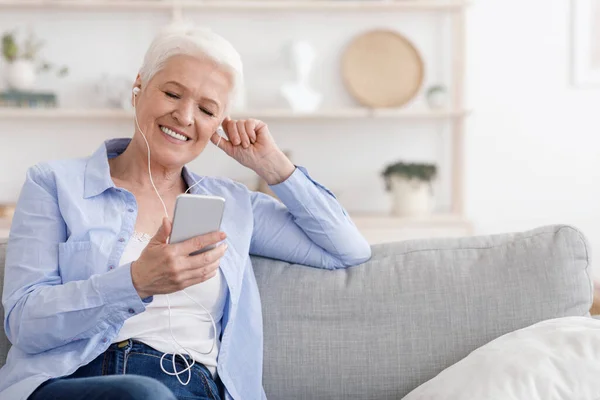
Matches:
[5,59,37,91]
[426,86,448,110]
[388,175,432,217]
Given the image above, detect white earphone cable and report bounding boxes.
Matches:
[132,88,223,385]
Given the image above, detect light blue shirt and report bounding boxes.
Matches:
[0,138,371,400]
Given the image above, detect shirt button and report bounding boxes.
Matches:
[108,265,114,270]
[118,238,125,243]
[128,308,135,314]
[102,338,107,343]
[128,208,134,213]
[115,189,121,193]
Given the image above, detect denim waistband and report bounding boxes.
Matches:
[107,339,213,377]
[56,338,223,399]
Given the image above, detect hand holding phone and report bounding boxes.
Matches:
[130,194,227,298]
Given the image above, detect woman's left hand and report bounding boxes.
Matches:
[211,117,295,185]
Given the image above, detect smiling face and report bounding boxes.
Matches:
[131,54,233,169]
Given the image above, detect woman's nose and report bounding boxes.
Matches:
[172,101,194,126]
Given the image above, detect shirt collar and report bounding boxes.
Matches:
[83,138,200,198]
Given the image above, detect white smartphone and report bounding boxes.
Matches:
[169,194,226,256]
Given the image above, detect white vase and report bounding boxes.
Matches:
[280,40,323,113]
[426,87,448,110]
[388,175,432,217]
[5,59,37,91]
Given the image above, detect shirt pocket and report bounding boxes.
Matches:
[58,240,93,283]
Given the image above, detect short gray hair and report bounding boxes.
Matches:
[139,24,243,113]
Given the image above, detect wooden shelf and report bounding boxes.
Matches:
[0,0,171,10]
[0,0,470,11]
[350,213,473,244]
[351,212,470,227]
[0,218,10,239]
[0,107,469,121]
[0,108,131,120]
[0,215,472,243]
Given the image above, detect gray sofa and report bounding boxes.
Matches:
[0,225,593,399]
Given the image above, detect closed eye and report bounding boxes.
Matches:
[165,91,180,99]
[165,90,215,117]
[199,107,215,117]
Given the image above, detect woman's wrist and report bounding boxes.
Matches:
[130,261,151,299]
[256,152,295,185]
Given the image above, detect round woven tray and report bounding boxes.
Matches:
[342,29,424,108]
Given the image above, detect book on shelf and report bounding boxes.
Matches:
[0,90,57,108]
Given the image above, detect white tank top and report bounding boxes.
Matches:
[113,231,228,377]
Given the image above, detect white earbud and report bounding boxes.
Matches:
[132,87,140,96]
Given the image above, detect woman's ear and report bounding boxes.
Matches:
[131,74,143,103]
[131,75,143,108]
[133,73,143,89]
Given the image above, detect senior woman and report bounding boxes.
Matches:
[0,25,371,400]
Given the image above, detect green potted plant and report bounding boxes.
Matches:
[381,161,437,217]
[2,29,68,91]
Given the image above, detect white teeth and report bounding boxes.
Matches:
[160,126,188,142]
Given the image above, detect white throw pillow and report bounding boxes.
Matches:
[403,316,600,400]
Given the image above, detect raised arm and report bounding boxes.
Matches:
[210,117,371,269]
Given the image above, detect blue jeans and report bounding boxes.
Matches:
[29,339,223,400]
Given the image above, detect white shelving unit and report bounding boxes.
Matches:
[0,214,472,243]
[0,0,469,12]
[0,107,470,121]
[0,0,472,244]
[2,217,481,245]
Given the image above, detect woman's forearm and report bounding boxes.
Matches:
[267,166,372,267]
[4,262,145,354]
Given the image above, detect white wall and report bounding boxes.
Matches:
[465,0,600,277]
[1,2,599,276]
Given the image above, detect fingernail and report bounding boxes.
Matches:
[220,232,226,239]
